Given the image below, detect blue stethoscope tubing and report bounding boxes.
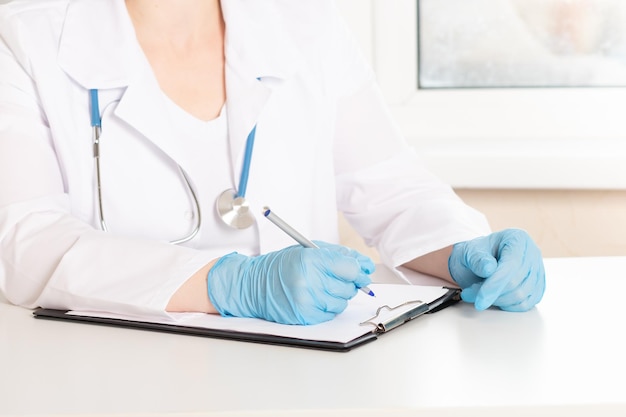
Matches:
[89,89,256,242]
[237,125,255,199]
[89,89,108,233]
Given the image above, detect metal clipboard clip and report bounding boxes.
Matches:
[359,300,429,333]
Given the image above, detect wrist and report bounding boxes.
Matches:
[403,245,455,283]
[166,258,220,313]
[206,252,252,317]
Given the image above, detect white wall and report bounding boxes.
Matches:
[340,189,626,259]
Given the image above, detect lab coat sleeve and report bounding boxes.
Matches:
[326,5,492,267]
[0,22,216,317]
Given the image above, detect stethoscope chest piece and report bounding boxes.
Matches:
[216,189,255,229]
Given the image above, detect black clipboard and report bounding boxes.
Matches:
[33,287,460,352]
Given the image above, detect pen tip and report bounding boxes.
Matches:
[263,207,270,217]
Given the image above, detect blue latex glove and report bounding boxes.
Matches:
[448,229,545,312]
[207,243,374,325]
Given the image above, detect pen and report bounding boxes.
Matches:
[262,207,375,297]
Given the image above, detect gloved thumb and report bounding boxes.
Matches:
[465,249,497,278]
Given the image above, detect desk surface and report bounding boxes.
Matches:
[1,257,625,417]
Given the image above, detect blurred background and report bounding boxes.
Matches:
[336,0,626,260]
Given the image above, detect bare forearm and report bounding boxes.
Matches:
[166,259,219,313]
[402,245,455,284]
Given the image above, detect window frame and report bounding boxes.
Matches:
[362,0,626,189]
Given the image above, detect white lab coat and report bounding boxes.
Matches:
[0,0,490,318]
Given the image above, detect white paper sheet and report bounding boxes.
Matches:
[68,284,451,344]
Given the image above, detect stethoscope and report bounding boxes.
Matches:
[89,89,256,245]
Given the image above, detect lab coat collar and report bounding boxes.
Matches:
[220,0,302,81]
[57,0,140,89]
[220,0,303,169]
[57,0,302,89]
[58,0,303,175]
[57,0,198,173]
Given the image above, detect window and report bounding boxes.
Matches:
[341,0,626,189]
[419,0,626,88]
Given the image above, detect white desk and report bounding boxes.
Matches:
[1,257,625,417]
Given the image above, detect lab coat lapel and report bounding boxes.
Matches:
[58,0,199,171]
[58,0,306,187]
[220,0,308,253]
[224,69,271,180]
[221,0,303,179]
[58,0,137,90]
[114,78,194,172]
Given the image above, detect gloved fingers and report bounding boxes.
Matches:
[314,293,351,315]
[309,310,339,324]
[315,273,361,300]
[294,249,371,305]
[448,243,482,289]
[464,246,498,278]
[449,239,497,291]
[286,280,353,323]
[489,275,534,311]
[460,229,528,281]
[498,293,538,312]
[291,280,353,322]
[315,249,373,289]
[481,230,545,311]
[460,282,482,304]
[289,306,337,325]
[473,245,524,310]
[264,279,343,325]
[313,241,376,274]
[474,229,541,310]
[501,282,545,312]
[493,261,546,312]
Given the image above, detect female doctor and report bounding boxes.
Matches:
[0,0,544,325]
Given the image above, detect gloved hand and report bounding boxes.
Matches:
[448,229,545,312]
[207,243,374,325]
